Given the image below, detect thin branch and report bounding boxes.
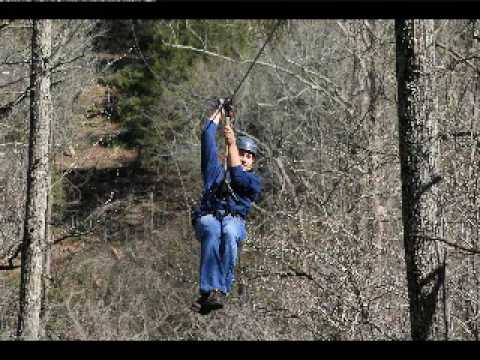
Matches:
[50,21,87,63]
[436,41,479,72]
[426,236,480,255]
[251,202,269,214]
[162,42,236,63]
[185,20,205,48]
[53,230,93,245]
[0,22,10,32]
[51,51,87,73]
[0,89,28,119]
[132,21,162,81]
[0,74,29,90]
[0,264,20,271]
[53,198,125,245]
[163,42,354,114]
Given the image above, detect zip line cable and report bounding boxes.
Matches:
[131,19,284,127]
[230,19,284,102]
[131,20,284,111]
[216,20,284,189]
[210,19,284,123]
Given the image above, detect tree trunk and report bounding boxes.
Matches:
[364,20,386,251]
[395,19,447,340]
[17,19,52,340]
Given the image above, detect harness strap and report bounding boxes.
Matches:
[210,209,245,220]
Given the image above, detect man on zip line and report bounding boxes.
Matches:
[191,101,262,314]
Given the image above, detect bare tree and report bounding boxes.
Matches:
[17,19,52,340]
[395,19,447,340]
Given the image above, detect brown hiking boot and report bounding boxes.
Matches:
[191,290,224,315]
[191,293,209,313]
[202,289,224,311]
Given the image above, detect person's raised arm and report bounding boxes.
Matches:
[223,123,241,169]
[201,106,224,189]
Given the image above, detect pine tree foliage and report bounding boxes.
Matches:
[98,20,254,168]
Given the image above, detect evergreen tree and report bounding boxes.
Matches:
[100,20,253,166]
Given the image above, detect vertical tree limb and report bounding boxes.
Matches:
[17,19,52,340]
[396,19,447,340]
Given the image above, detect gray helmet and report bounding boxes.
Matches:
[237,136,258,156]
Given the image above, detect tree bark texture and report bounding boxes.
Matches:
[17,19,52,340]
[395,20,447,340]
[365,21,387,251]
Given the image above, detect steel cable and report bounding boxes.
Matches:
[230,19,285,102]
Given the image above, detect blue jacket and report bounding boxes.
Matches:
[193,119,262,221]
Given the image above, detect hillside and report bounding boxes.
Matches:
[1,83,280,340]
[1,80,389,341]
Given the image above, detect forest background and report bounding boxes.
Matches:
[1,19,480,340]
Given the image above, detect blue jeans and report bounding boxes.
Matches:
[194,214,246,295]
